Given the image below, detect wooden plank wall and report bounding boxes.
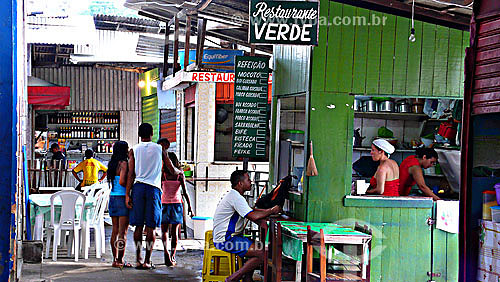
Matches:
[273,0,467,280]
[324,206,432,281]
[273,45,311,96]
[310,1,469,98]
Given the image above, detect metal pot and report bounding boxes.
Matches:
[396,101,411,113]
[412,104,424,113]
[379,100,394,112]
[354,99,363,111]
[363,100,378,112]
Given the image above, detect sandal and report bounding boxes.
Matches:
[113,261,133,268]
[136,262,156,270]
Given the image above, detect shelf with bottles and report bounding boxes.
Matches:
[63,140,116,155]
[52,126,119,140]
[48,123,119,127]
[48,111,119,125]
[54,138,119,141]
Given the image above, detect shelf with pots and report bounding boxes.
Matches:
[353,147,416,153]
[353,97,426,121]
[354,112,428,121]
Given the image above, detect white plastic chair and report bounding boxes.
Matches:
[82,186,110,259]
[45,190,85,261]
[82,182,107,198]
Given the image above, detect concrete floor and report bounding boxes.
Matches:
[20,225,204,282]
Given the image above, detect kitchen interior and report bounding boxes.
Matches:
[275,95,306,193]
[352,96,462,200]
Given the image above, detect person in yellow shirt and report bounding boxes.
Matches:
[72,149,108,190]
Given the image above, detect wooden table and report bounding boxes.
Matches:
[267,220,372,282]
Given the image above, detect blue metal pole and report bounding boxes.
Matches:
[0,0,18,280]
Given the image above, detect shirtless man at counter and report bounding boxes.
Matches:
[399,148,441,201]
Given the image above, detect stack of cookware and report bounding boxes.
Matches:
[354,97,425,114]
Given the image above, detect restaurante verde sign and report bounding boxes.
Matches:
[232,56,269,158]
[249,0,319,45]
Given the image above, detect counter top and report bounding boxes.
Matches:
[344,195,434,208]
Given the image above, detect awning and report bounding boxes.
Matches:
[28,76,70,110]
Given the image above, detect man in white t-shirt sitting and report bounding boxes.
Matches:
[213,170,280,282]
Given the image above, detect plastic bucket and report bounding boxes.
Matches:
[483,190,497,220]
[192,216,213,240]
[495,183,500,205]
[492,206,500,223]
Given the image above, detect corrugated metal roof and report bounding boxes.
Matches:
[32,66,141,111]
[93,14,163,33]
[135,34,198,58]
[71,30,165,63]
[26,15,98,45]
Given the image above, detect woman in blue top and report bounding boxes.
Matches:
[107,141,132,268]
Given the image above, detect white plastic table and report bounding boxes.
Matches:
[29,194,95,241]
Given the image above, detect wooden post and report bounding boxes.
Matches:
[173,16,179,77]
[184,16,191,71]
[162,24,170,77]
[196,18,207,69]
[243,158,249,171]
[250,45,255,56]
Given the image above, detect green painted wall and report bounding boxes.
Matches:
[271,45,312,220]
[311,1,469,98]
[336,207,432,281]
[274,45,311,96]
[271,0,465,280]
[140,69,160,142]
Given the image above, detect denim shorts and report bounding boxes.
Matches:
[108,196,129,217]
[214,235,254,257]
[129,182,162,228]
[161,203,183,225]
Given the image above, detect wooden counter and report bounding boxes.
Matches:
[344,195,434,208]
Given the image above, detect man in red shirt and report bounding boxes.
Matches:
[399,148,441,201]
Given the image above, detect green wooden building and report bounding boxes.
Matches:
[270,1,468,281]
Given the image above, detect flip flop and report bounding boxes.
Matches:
[136,262,156,270]
[121,262,134,268]
[113,261,133,268]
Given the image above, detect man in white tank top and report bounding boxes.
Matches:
[126,123,181,269]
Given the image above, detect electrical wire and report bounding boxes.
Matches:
[426,0,473,10]
[412,0,415,30]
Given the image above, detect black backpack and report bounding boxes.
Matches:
[255,175,295,209]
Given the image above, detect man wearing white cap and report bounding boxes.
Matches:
[366,139,400,196]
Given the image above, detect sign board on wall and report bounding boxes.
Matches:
[179,49,245,71]
[232,56,269,158]
[162,71,273,90]
[249,0,319,45]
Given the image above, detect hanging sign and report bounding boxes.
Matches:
[232,56,269,158]
[249,0,319,45]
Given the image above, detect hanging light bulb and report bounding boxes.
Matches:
[409,0,416,42]
[409,28,416,42]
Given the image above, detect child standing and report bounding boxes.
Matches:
[160,151,194,266]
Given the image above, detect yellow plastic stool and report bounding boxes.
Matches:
[202,230,243,282]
